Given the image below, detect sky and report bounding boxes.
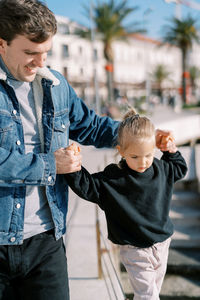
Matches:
[45,0,200,40]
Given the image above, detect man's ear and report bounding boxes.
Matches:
[0,38,6,55]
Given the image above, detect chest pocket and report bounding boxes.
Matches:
[51,111,69,152]
[0,111,16,151]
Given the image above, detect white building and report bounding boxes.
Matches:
[46,15,182,107]
[113,34,181,98]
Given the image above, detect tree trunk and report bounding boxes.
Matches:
[182,50,187,104]
[106,65,114,103]
[104,44,114,103]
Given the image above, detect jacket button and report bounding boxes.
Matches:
[16,140,21,146]
[10,237,16,243]
[13,110,17,115]
[48,176,52,182]
[16,203,21,209]
[61,124,66,129]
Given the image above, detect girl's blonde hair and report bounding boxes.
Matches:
[117,107,155,150]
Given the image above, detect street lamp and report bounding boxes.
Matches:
[143,8,153,113]
[90,0,100,115]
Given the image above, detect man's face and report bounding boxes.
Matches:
[0,35,52,82]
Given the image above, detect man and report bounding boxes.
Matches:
[0,0,119,299]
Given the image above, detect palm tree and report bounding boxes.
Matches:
[162,16,200,103]
[77,0,144,102]
[189,65,200,96]
[151,64,171,99]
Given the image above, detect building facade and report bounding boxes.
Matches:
[46,15,182,109]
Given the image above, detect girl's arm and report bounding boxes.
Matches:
[157,132,187,181]
[65,143,104,208]
[161,151,187,182]
[65,166,104,209]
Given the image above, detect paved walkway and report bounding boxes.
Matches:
[66,146,125,300]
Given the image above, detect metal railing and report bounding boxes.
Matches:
[95,205,129,300]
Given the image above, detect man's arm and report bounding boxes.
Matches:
[0,147,56,187]
[68,84,119,148]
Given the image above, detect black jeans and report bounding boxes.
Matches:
[0,230,69,300]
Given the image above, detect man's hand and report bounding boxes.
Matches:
[156,129,177,153]
[54,144,82,174]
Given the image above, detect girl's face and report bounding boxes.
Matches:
[117,138,155,173]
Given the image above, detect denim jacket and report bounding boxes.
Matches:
[0,66,119,245]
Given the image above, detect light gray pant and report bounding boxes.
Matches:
[119,238,171,300]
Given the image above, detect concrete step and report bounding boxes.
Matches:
[160,274,200,299]
[122,273,200,300]
[171,225,200,247]
[167,248,200,275]
[170,207,200,226]
[121,248,200,299]
[172,190,200,206]
[120,248,200,274]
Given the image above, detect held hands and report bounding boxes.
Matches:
[156,129,178,153]
[54,143,82,174]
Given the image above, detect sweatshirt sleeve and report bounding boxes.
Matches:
[161,151,188,182]
[65,167,104,209]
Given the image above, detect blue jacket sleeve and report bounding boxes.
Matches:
[0,148,56,187]
[68,85,119,148]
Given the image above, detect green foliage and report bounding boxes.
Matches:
[162,15,200,103]
[189,66,200,84]
[162,15,200,51]
[78,0,144,62]
[151,64,171,85]
[76,0,145,102]
[182,101,200,109]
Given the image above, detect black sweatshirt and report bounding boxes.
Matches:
[65,151,187,247]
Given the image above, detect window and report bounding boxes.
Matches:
[93,48,98,61]
[58,23,69,35]
[63,67,68,78]
[62,45,69,58]
[80,68,84,76]
[79,46,83,55]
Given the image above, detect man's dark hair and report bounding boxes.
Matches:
[0,0,57,44]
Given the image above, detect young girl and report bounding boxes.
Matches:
[65,109,187,300]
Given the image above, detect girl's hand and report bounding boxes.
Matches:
[156,130,177,153]
[54,143,82,174]
[161,136,178,153]
[67,143,81,155]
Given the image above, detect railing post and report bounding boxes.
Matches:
[96,204,103,278]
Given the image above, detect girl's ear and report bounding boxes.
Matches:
[116,145,123,157]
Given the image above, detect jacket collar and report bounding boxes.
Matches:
[0,66,60,86]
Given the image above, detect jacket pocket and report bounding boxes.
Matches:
[51,111,69,152]
[0,112,15,151]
